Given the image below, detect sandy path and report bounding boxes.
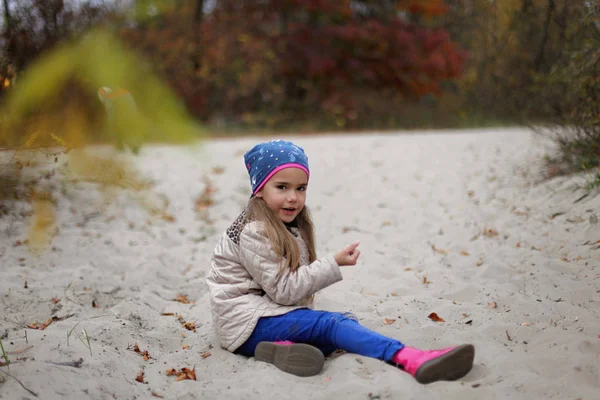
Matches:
[1,128,599,400]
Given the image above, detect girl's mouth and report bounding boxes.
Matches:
[282,207,296,215]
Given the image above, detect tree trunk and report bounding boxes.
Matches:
[195,0,204,22]
[534,0,555,72]
[3,0,12,36]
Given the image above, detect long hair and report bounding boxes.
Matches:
[246,196,316,273]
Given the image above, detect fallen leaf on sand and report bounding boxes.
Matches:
[462,313,469,318]
[151,392,164,398]
[488,302,497,309]
[431,245,447,255]
[194,179,216,212]
[182,321,196,331]
[404,267,412,271]
[201,351,211,359]
[381,221,391,227]
[135,371,144,383]
[428,313,445,323]
[390,292,398,296]
[516,242,521,248]
[174,294,191,304]
[521,322,531,326]
[27,318,53,330]
[460,250,470,256]
[182,344,189,350]
[483,228,499,238]
[422,276,431,284]
[476,259,484,267]
[130,343,151,361]
[166,367,197,381]
[161,312,175,316]
[50,297,61,304]
[161,213,176,223]
[211,166,225,175]
[383,318,396,325]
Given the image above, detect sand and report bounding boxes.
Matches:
[1,128,599,400]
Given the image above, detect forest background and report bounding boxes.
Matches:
[0,0,599,176]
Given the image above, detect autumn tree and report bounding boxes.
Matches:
[120,0,466,129]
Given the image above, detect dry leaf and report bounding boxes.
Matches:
[174,294,191,304]
[428,313,445,323]
[575,256,582,261]
[131,343,151,360]
[476,259,484,267]
[135,371,144,383]
[516,242,521,248]
[561,257,569,262]
[462,313,469,318]
[27,318,53,330]
[161,213,176,223]
[50,297,61,304]
[422,276,431,285]
[383,318,396,325]
[381,221,391,227]
[166,367,196,381]
[201,351,211,359]
[483,228,499,238]
[404,267,412,271]
[194,178,216,212]
[182,344,189,350]
[521,322,530,326]
[460,250,470,256]
[211,166,225,175]
[161,312,175,316]
[431,245,447,254]
[488,302,497,309]
[151,392,164,398]
[390,292,398,297]
[183,321,196,331]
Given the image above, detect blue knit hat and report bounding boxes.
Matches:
[244,140,310,195]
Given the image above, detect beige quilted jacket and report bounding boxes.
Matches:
[206,212,342,352]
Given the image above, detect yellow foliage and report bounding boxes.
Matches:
[0,27,203,252]
[1,27,202,151]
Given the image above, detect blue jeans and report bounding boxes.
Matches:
[236,308,404,362]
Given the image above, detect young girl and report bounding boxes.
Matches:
[206,140,475,384]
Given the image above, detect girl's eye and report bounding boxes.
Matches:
[277,185,287,190]
[298,186,306,192]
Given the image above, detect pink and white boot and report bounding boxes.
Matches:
[255,341,325,377]
[391,344,475,384]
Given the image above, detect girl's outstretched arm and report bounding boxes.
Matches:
[239,222,342,306]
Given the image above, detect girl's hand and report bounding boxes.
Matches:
[335,241,361,266]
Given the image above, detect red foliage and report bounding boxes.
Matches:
[119,0,465,126]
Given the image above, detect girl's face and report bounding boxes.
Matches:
[256,167,308,223]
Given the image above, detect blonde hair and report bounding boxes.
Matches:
[246,196,316,273]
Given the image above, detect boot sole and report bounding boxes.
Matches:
[255,342,324,377]
[414,344,475,384]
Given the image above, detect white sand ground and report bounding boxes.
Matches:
[1,128,599,400]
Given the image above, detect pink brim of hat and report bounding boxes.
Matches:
[253,163,310,195]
